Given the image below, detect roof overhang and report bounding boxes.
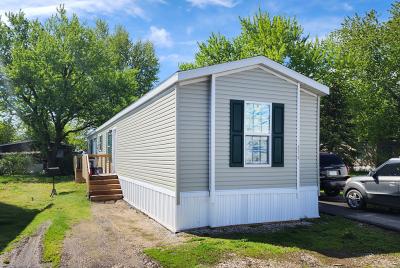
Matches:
[90,56,329,135]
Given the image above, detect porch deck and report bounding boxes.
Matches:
[73,154,123,202]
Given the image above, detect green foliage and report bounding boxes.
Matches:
[145,215,400,268]
[0,154,35,175]
[0,120,16,144]
[0,7,159,160]
[324,3,400,164]
[0,176,90,267]
[180,10,324,77]
[130,40,159,96]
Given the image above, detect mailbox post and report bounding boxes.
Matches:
[47,167,60,197]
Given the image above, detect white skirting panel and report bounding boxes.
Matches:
[177,186,319,231]
[118,176,177,232]
[177,192,209,230]
[299,186,320,218]
[117,178,319,232]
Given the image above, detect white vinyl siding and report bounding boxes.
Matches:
[215,67,298,190]
[300,91,318,186]
[177,80,210,192]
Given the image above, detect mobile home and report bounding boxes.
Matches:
[87,56,329,232]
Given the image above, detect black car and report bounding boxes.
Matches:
[320,152,349,196]
[344,158,400,210]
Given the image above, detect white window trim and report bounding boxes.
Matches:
[243,100,272,168]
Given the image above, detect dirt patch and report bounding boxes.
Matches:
[60,201,400,268]
[61,200,185,268]
[216,252,323,268]
[216,252,400,268]
[0,221,51,268]
[189,220,313,236]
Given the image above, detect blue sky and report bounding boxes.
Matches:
[1,0,394,81]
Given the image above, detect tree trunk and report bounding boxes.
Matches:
[47,123,64,171]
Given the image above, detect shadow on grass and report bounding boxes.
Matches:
[0,175,73,184]
[185,215,400,259]
[0,202,53,252]
[58,190,76,196]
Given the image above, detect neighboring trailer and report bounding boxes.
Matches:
[88,56,328,232]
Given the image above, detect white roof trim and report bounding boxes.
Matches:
[89,56,329,135]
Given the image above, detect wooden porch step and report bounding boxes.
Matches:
[89,189,123,196]
[90,194,123,202]
[90,174,118,180]
[90,179,120,185]
[90,184,121,190]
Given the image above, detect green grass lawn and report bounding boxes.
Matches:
[0,175,90,267]
[145,215,400,268]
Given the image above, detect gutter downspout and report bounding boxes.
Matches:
[210,74,216,226]
[297,83,301,199]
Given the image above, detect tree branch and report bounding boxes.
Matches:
[63,123,92,138]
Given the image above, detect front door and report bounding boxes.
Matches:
[111,128,117,173]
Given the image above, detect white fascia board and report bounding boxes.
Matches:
[90,73,178,135]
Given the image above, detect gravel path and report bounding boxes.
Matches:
[60,200,184,268]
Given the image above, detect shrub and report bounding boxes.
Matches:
[0,154,36,175]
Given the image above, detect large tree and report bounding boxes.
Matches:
[0,8,159,164]
[180,10,324,77]
[327,3,400,164]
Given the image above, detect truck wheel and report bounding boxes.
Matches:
[324,189,340,197]
[346,189,366,209]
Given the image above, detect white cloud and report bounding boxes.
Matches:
[186,0,237,8]
[147,26,173,48]
[0,0,148,20]
[341,2,353,12]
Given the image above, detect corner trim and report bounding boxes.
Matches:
[210,74,216,203]
[296,83,301,198]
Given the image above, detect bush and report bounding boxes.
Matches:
[0,154,36,175]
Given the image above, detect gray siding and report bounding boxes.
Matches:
[89,86,177,192]
[177,80,210,192]
[300,91,318,186]
[215,67,297,190]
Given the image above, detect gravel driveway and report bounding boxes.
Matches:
[60,200,185,268]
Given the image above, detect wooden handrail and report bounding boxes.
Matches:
[89,154,112,174]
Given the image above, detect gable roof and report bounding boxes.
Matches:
[90,56,329,135]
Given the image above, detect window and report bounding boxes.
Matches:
[93,137,97,154]
[376,163,400,176]
[89,139,94,154]
[320,153,344,168]
[244,101,271,166]
[107,130,112,155]
[98,135,103,152]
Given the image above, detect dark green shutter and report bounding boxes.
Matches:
[272,103,284,167]
[230,100,244,167]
